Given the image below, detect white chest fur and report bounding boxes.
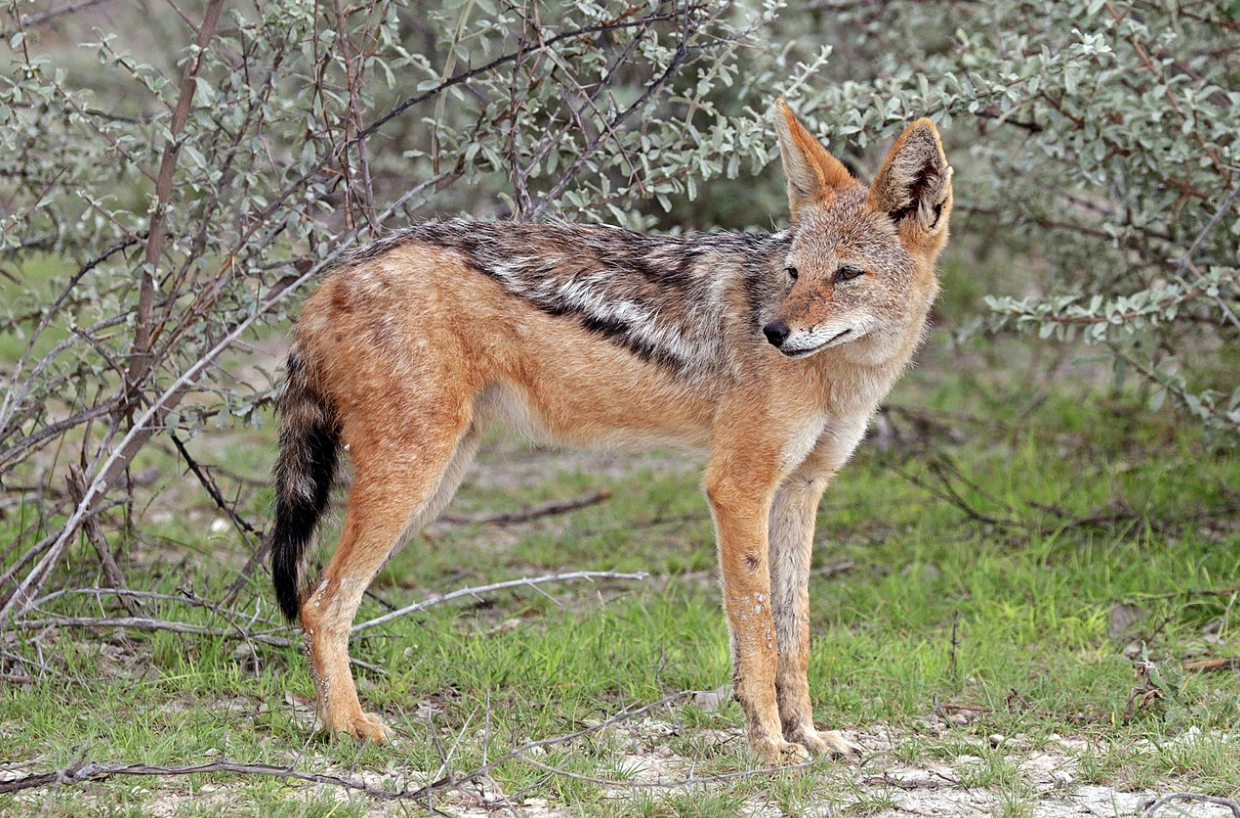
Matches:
[779,409,873,480]
[780,413,831,473]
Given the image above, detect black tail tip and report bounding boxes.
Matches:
[274,583,301,623]
[271,527,305,622]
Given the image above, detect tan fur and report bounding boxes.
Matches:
[276,101,953,764]
[775,97,860,218]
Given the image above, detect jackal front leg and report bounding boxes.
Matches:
[706,465,807,765]
[769,470,862,760]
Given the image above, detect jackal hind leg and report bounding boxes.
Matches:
[300,413,480,743]
[769,469,861,760]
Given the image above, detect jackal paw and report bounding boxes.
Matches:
[789,727,862,760]
[327,710,393,743]
[753,736,811,766]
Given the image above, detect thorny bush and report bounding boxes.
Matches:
[0,0,1238,623]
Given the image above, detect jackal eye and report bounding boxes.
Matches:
[834,265,864,282]
[785,266,799,282]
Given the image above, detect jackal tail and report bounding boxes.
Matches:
[271,349,339,622]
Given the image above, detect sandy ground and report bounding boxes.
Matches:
[89,716,1232,818]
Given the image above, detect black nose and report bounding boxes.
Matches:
[762,321,790,348]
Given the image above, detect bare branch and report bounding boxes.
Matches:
[0,690,697,798]
[350,570,649,634]
[15,0,113,28]
[440,490,611,525]
[353,5,697,147]
[65,467,138,616]
[127,0,227,404]
[1145,792,1240,817]
[529,5,700,218]
[169,432,263,538]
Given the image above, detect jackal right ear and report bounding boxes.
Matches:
[869,118,954,247]
[774,98,858,220]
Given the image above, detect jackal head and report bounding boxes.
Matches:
[762,99,953,360]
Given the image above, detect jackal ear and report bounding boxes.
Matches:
[774,98,858,220]
[869,118,953,243]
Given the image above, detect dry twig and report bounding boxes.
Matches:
[440,490,612,526]
[0,690,698,798]
[350,570,648,633]
[1145,792,1240,817]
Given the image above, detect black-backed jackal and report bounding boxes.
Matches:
[271,99,953,764]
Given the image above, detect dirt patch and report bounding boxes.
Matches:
[8,716,1236,817]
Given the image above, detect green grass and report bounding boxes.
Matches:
[2,334,1240,816]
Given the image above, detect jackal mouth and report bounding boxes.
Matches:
[782,328,852,359]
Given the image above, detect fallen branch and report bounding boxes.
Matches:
[811,559,855,578]
[3,614,384,676]
[7,614,298,648]
[1146,792,1240,817]
[935,701,994,714]
[0,758,421,799]
[1005,687,1036,713]
[29,586,272,618]
[890,456,1020,531]
[351,570,648,633]
[8,571,648,675]
[1032,499,1240,537]
[1183,657,1240,673]
[0,690,697,798]
[440,490,612,526]
[1121,582,1240,603]
[861,773,954,791]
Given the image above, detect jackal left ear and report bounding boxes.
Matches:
[869,118,953,243]
[774,98,858,220]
